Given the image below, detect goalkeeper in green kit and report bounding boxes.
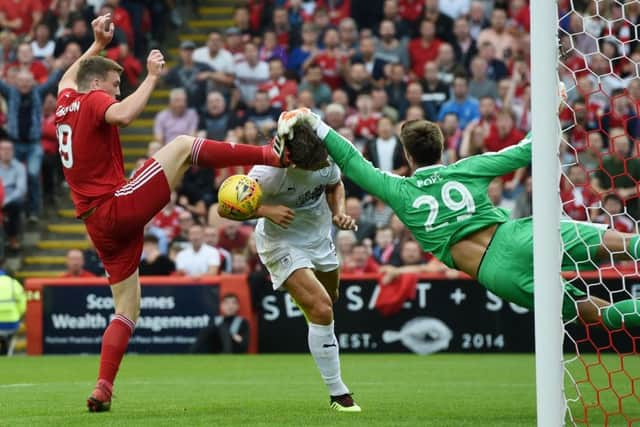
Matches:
[276,109,640,328]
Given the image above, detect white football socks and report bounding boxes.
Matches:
[308,321,349,396]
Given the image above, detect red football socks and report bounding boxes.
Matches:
[97,314,134,386]
[190,137,279,168]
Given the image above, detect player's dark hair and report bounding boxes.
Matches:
[285,122,328,170]
[76,56,123,91]
[399,120,444,167]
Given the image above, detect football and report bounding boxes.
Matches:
[217,174,263,221]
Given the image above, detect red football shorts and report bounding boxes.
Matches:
[84,158,170,284]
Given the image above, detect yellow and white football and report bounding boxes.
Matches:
[217,174,263,221]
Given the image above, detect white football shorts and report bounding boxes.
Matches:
[255,234,339,290]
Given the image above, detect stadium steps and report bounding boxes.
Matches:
[47,224,86,234]
[15,270,65,280]
[24,256,66,266]
[37,240,91,250]
[12,0,233,297]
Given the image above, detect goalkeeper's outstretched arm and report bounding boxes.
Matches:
[322,128,403,206]
[453,132,533,178]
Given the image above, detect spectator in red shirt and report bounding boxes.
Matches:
[5,43,48,84]
[398,0,424,26]
[0,0,43,38]
[258,57,297,109]
[594,194,636,234]
[40,92,60,206]
[217,219,252,252]
[484,109,527,192]
[99,4,142,88]
[62,249,97,278]
[509,0,531,32]
[105,0,135,48]
[561,165,599,221]
[316,0,351,26]
[342,243,380,274]
[153,192,185,241]
[346,93,381,139]
[311,28,349,90]
[408,19,441,77]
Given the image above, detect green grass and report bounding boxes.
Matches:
[0,354,638,426]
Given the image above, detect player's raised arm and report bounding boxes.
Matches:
[277,109,403,206]
[326,180,357,231]
[104,49,164,126]
[217,203,295,229]
[453,132,532,178]
[58,14,114,94]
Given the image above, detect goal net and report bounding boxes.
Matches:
[557,1,640,424]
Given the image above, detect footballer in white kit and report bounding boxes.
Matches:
[249,162,341,289]
[219,124,361,412]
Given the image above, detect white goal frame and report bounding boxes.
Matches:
[531,0,565,425]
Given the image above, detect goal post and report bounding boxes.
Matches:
[533,1,640,424]
[531,0,564,425]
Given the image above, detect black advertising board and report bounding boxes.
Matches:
[258,277,640,354]
[41,284,219,354]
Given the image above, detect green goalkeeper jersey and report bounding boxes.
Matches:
[323,129,532,269]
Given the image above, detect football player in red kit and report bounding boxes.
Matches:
[55,14,287,412]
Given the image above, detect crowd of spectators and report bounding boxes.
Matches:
[136,0,640,287]
[0,0,180,253]
[1,1,639,285]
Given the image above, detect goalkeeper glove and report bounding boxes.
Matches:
[277,108,330,141]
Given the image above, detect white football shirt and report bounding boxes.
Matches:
[175,243,221,276]
[249,162,341,248]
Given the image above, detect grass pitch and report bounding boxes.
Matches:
[0,354,637,426]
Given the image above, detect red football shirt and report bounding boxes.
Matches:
[314,51,348,90]
[152,206,184,240]
[55,88,124,217]
[484,125,525,182]
[399,0,424,23]
[408,38,441,77]
[560,187,599,221]
[0,0,43,36]
[259,77,298,109]
[4,61,48,84]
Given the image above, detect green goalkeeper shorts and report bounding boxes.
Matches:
[477,217,607,319]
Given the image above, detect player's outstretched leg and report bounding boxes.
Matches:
[590,230,640,329]
[285,268,361,413]
[87,272,140,412]
[152,135,286,190]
